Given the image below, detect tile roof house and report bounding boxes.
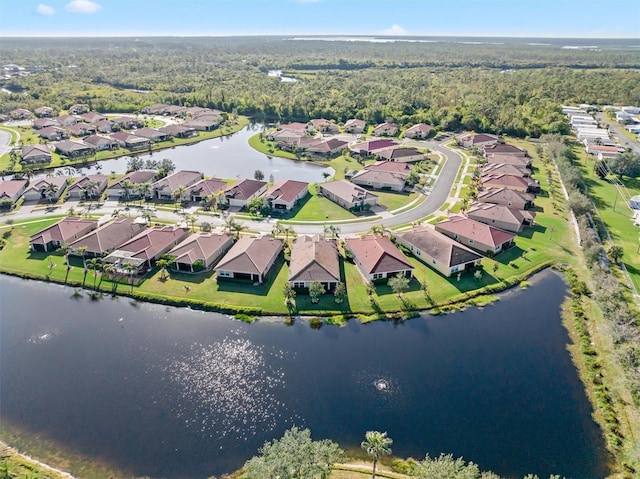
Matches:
[21,144,51,164]
[215,236,283,283]
[78,112,107,124]
[68,104,89,115]
[350,139,398,156]
[112,116,143,129]
[482,163,530,178]
[481,174,540,193]
[182,118,219,132]
[9,108,32,120]
[54,139,96,158]
[374,122,399,137]
[66,174,109,199]
[133,127,170,142]
[261,179,309,212]
[266,129,306,143]
[279,122,308,133]
[102,226,190,272]
[477,187,535,210]
[396,226,482,277]
[185,178,228,203]
[107,170,157,198]
[0,179,28,203]
[344,119,367,134]
[374,146,424,163]
[466,203,536,233]
[223,179,268,208]
[68,218,147,258]
[308,119,340,134]
[34,106,57,118]
[319,180,378,211]
[55,114,81,126]
[84,134,119,151]
[152,170,203,200]
[350,168,408,192]
[33,118,59,130]
[435,216,516,256]
[304,138,349,157]
[169,233,234,273]
[29,217,98,252]
[95,119,115,134]
[403,123,433,139]
[159,124,198,139]
[484,154,532,169]
[483,143,527,157]
[346,235,414,282]
[110,131,151,150]
[66,122,96,137]
[22,176,68,202]
[458,133,499,149]
[38,126,68,141]
[288,235,341,290]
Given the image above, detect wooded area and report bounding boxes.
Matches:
[1,36,639,138]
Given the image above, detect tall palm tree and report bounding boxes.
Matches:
[156,258,170,280]
[119,179,134,204]
[123,262,136,292]
[173,185,187,211]
[223,216,246,240]
[136,182,152,204]
[45,181,59,203]
[361,431,393,479]
[76,245,88,267]
[368,224,386,237]
[272,221,285,238]
[87,257,101,290]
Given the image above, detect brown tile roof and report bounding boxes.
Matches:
[112,170,157,188]
[346,235,413,275]
[116,226,190,261]
[405,123,433,135]
[54,139,95,154]
[345,119,366,129]
[397,226,482,268]
[30,217,98,246]
[23,176,67,196]
[33,118,59,129]
[262,179,308,204]
[461,133,499,144]
[477,187,535,205]
[133,127,167,140]
[351,169,407,188]
[169,233,233,265]
[84,134,118,147]
[320,180,378,204]
[482,163,530,177]
[0,180,27,199]
[158,124,196,136]
[483,143,527,155]
[69,218,147,255]
[152,170,203,193]
[279,122,307,132]
[484,154,532,167]
[224,179,267,201]
[435,216,516,249]
[375,147,424,161]
[353,139,398,153]
[185,178,227,197]
[215,236,283,275]
[365,161,412,174]
[21,144,51,160]
[289,235,340,283]
[481,174,535,190]
[67,174,108,194]
[467,203,536,227]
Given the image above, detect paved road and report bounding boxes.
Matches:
[596,112,640,154]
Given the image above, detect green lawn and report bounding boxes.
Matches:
[283,184,359,221]
[374,190,417,212]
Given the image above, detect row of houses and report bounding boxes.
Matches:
[0,174,108,205]
[274,119,434,139]
[563,107,625,161]
[7,104,89,121]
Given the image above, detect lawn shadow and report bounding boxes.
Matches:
[168,268,215,285]
[270,194,313,220]
[495,246,525,265]
[375,276,422,297]
[518,223,546,239]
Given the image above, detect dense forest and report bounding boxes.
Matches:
[1,36,639,138]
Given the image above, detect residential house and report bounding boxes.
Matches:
[38,126,67,141]
[9,108,32,120]
[33,118,59,130]
[215,236,283,283]
[585,144,623,158]
[34,106,56,118]
[374,122,399,137]
[68,218,147,258]
[133,127,170,143]
[261,179,309,212]
[68,104,89,115]
[476,187,535,210]
[482,163,530,177]
[396,226,483,277]
[481,174,540,193]
[319,180,378,210]
[350,139,398,156]
[344,119,366,134]
[182,118,219,132]
[279,122,307,133]
[435,216,516,255]
[78,112,107,124]
[308,119,340,134]
[152,170,203,200]
[110,132,151,150]
[21,144,51,164]
[159,124,198,138]
[0,179,28,203]
[346,235,414,282]
[164,105,188,117]
[267,129,306,143]
[304,138,349,157]
[29,217,98,252]
[484,154,532,169]
[223,178,268,208]
[112,116,143,129]
[466,203,536,233]
[142,104,170,115]
[95,120,115,134]
[102,226,190,272]
[288,235,340,291]
[66,174,108,199]
[22,176,68,202]
[54,139,96,158]
[483,143,527,157]
[350,162,409,192]
[66,122,96,137]
[185,178,227,203]
[107,170,157,198]
[169,233,234,273]
[374,146,424,163]
[55,114,81,127]
[84,134,119,151]
[404,123,433,140]
[458,133,499,149]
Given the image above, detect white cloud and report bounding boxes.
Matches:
[65,0,102,14]
[35,4,56,15]
[383,24,407,36]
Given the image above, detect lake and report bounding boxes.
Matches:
[71,122,333,183]
[0,270,610,478]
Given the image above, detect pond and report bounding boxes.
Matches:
[0,270,610,479]
[68,122,333,183]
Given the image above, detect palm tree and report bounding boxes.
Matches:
[223,216,246,239]
[156,258,170,280]
[123,262,136,292]
[120,179,134,204]
[136,182,152,204]
[368,224,386,236]
[173,185,186,211]
[76,245,88,267]
[45,181,59,203]
[87,257,101,290]
[324,224,340,239]
[283,224,296,242]
[272,221,285,238]
[361,431,393,479]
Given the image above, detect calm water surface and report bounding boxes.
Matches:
[69,123,333,183]
[0,271,609,478]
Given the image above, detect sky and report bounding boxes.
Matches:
[0,0,638,38]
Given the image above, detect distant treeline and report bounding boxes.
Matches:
[1,37,639,138]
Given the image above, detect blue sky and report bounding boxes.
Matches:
[1,0,638,37]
